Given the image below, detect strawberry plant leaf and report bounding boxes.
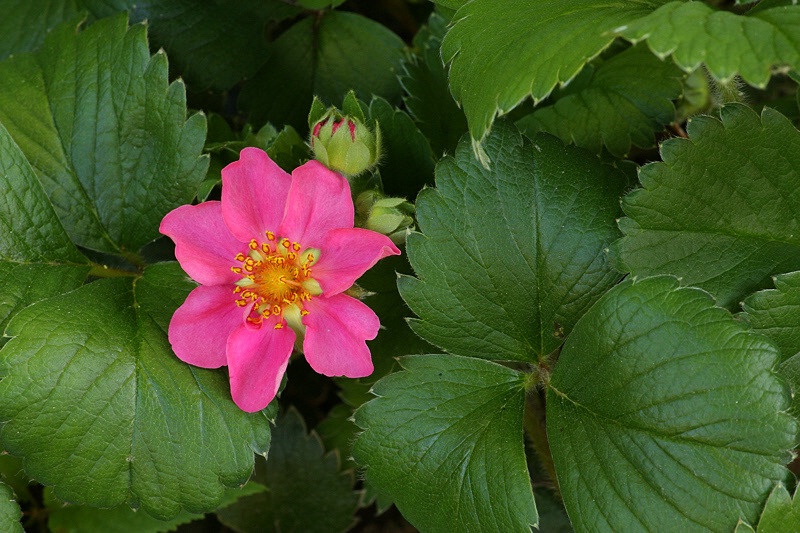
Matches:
[618,1,800,88]
[0,483,22,533]
[240,11,405,133]
[0,0,82,60]
[517,44,684,157]
[217,408,359,533]
[755,484,800,532]
[0,122,89,342]
[441,0,667,158]
[353,354,536,533]
[0,263,273,519]
[399,122,626,361]
[610,104,800,309]
[548,276,797,531]
[0,14,208,256]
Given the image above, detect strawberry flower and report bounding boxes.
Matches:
[160,148,400,412]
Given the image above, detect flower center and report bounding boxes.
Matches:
[231,231,322,330]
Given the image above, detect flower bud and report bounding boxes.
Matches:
[310,112,380,177]
[355,191,414,245]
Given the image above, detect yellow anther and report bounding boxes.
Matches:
[236,299,247,307]
[262,243,271,253]
[300,310,309,316]
[272,305,281,315]
[287,252,297,261]
[244,264,253,272]
[249,239,258,250]
[231,266,243,274]
[266,231,275,241]
[292,242,301,251]
[281,238,291,249]
[233,286,242,293]
[274,322,283,330]
[235,252,246,262]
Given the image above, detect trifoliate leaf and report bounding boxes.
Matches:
[353,354,536,533]
[0,0,82,60]
[755,484,800,532]
[217,408,359,533]
[618,1,800,88]
[517,44,684,157]
[240,11,405,133]
[0,122,89,342]
[400,12,467,156]
[398,122,626,362]
[547,276,797,532]
[610,104,800,309]
[0,263,273,519]
[0,14,208,255]
[441,0,667,156]
[46,483,266,533]
[0,483,22,533]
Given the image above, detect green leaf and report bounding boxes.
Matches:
[0,122,89,341]
[755,484,800,532]
[398,122,626,361]
[0,263,273,519]
[400,12,467,156]
[609,104,800,309]
[83,0,289,91]
[547,275,797,532]
[0,0,82,60]
[618,1,800,88]
[741,271,800,361]
[296,0,347,9]
[240,11,405,132]
[352,354,536,533]
[441,0,666,153]
[217,408,359,533]
[0,482,22,533]
[365,97,435,197]
[46,483,266,533]
[517,44,684,157]
[0,14,208,255]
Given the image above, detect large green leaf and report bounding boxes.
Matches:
[0,483,22,533]
[441,0,666,157]
[0,14,208,255]
[217,408,359,533]
[609,104,800,309]
[547,276,797,532]
[0,263,273,519]
[0,123,89,340]
[398,122,626,362]
[0,0,82,60]
[517,44,684,157]
[353,354,535,533]
[618,1,800,88]
[240,11,406,132]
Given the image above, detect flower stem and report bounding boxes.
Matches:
[523,386,561,497]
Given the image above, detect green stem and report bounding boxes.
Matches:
[88,262,139,278]
[523,387,561,497]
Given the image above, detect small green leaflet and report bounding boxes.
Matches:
[618,1,800,88]
[748,484,800,532]
[353,354,535,533]
[441,0,667,159]
[240,11,405,133]
[0,483,22,533]
[0,263,273,520]
[399,122,626,361]
[0,122,89,341]
[610,104,800,309]
[547,276,797,532]
[217,408,359,533]
[0,14,208,255]
[518,44,684,157]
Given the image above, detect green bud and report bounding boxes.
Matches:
[355,191,414,245]
[310,110,380,177]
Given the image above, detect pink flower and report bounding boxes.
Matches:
[160,148,400,412]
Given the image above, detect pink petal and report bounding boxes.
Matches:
[168,285,243,369]
[278,160,354,247]
[302,294,378,378]
[222,147,292,242]
[313,228,401,295]
[227,317,296,412]
[160,202,245,286]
